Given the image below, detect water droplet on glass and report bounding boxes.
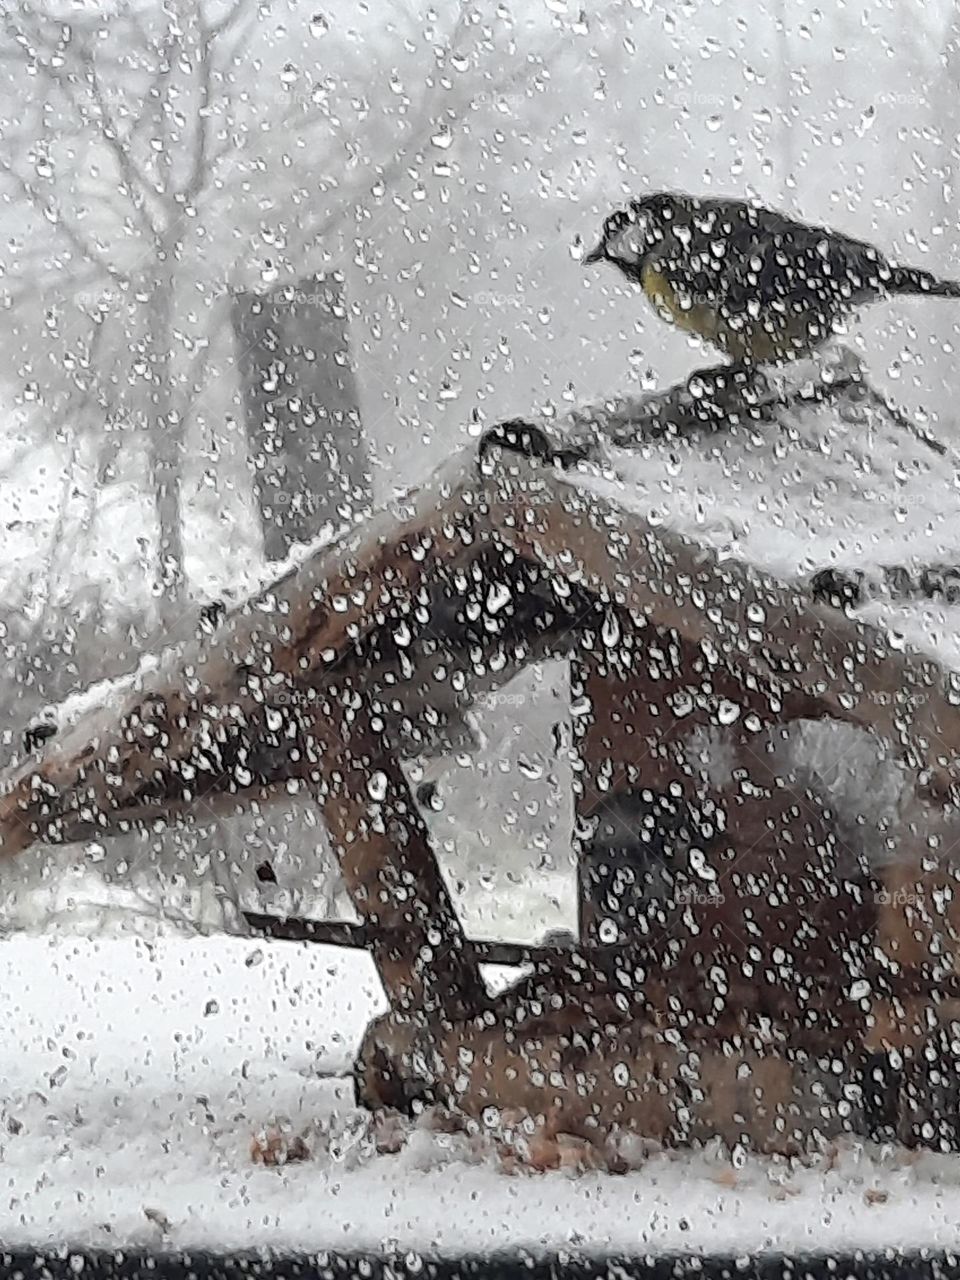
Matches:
[367,771,388,801]
[602,613,621,648]
[598,918,619,944]
[689,847,717,881]
[717,700,741,726]
[486,582,511,613]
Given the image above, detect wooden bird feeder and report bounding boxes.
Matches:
[4,407,960,1159]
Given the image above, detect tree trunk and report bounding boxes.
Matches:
[232,274,371,561]
[147,276,185,611]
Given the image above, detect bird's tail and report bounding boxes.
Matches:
[888,265,960,298]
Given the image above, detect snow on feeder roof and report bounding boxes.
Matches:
[4,368,960,860]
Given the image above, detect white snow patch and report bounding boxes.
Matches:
[576,386,960,670]
[1,936,960,1254]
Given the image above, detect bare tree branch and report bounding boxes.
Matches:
[181,17,217,205]
[3,9,164,255]
[0,159,128,285]
[73,182,148,237]
[180,340,213,425]
[203,0,253,42]
[292,0,506,252]
[128,29,179,146]
[216,7,259,77]
[80,46,163,247]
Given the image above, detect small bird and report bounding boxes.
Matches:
[584,192,960,365]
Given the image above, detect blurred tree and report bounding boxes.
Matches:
[0,0,534,912]
[232,273,370,558]
[0,0,522,611]
[0,0,265,612]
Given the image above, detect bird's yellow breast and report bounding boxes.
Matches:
[641,264,717,342]
[640,257,838,364]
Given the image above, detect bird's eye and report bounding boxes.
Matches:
[605,216,647,263]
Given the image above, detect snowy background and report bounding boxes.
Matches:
[2,0,960,1252]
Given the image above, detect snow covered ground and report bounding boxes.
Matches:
[4,935,960,1256]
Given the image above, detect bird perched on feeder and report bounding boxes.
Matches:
[584,192,960,365]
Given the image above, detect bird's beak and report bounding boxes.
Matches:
[582,241,605,265]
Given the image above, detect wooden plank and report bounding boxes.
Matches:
[306,688,488,1018]
[241,912,571,966]
[239,909,960,1014]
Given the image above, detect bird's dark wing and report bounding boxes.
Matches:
[717,211,889,323]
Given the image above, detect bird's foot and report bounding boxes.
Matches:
[682,361,775,425]
[809,567,865,610]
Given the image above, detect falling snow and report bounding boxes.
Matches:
[1,0,960,1261]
